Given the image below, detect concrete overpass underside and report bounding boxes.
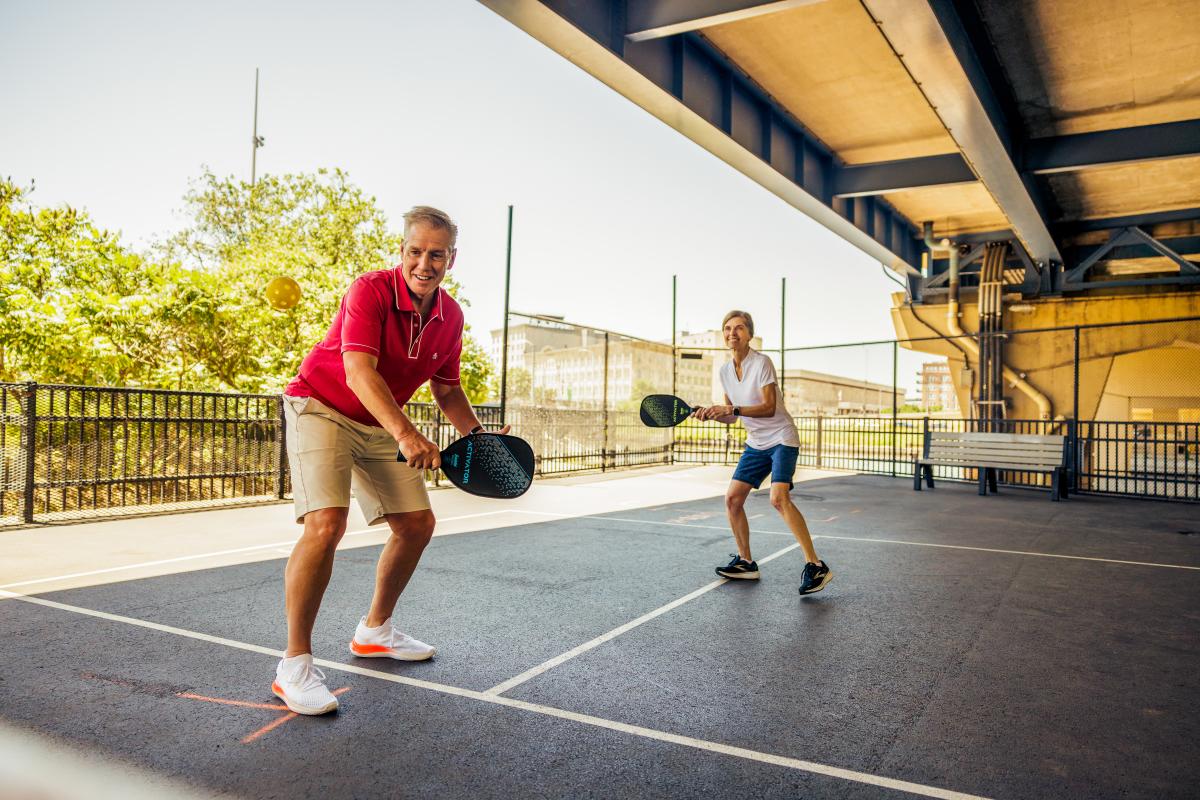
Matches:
[478,0,1200,423]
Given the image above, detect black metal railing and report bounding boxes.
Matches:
[2,383,285,525]
[1078,420,1199,501]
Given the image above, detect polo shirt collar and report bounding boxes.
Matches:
[392,268,445,320]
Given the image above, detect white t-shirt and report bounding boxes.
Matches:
[719,349,799,449]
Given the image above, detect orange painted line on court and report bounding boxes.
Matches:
[241,710,298,743]
[176,692,288,711]
[241,687,352,744]
[177,686,350,744]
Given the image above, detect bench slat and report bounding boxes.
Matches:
[926,460,1063,470]
[930,431,1065,445]
[919,459,1061,472]
[928,443,1064,455]
[928,444,1063,455]
[928,445,1064,456]
[928,447,1064,460]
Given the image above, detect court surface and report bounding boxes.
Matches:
[2,474,1199,799]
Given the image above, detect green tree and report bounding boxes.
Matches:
[160,168,493,398]
[1,171,494,401]
[616,379,659,412]
[0,178,171,385]
[493,366,532,403]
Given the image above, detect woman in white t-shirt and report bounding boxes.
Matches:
[695,310,832,594]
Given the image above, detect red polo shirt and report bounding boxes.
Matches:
[285,267,464,427]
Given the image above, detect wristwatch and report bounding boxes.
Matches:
[469,425,486,435]
[732,407,741,417]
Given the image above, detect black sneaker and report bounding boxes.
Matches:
[716,554,760,580]
[798,560,832,595]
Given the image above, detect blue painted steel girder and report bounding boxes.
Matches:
[1054,208,1200,236]
[833,154,976,198]
[832,119,1200,197]
[1023,119,1200,175]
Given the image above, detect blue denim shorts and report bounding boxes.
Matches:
[732,444,799,489]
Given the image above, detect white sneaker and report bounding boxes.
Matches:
[272,654,339,715]
[349,616,436,661]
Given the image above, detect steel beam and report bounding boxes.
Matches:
[862,0,1062,265]
[1024,120,1200,175]
[478,0,920,274]
[1064,228,1200,287]
[1062,275,1200,291]
[836,118,1200,195]
[1055,207,1200,235]
[833,153,975,197]
[1068,232,1200,273]
[626,0,824,42]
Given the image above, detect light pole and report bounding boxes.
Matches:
[251,68,265,184]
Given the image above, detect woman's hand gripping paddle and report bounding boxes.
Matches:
[639,394,697,428]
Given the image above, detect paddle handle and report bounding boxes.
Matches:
[395,447,448,464]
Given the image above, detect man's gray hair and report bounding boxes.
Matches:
[722,309,755,337]
[403,205,458,248]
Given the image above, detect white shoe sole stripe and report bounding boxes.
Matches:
[349,642,437,661]
[271,684,338,716]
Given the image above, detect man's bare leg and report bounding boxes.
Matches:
[365,509,436,627]
[284,506,350,657]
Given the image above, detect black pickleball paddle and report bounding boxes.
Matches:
[397,433,535,499]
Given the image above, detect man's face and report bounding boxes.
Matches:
[723,317,750,349]
[400,221,456,303]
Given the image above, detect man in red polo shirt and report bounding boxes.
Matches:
[272,206,505,715]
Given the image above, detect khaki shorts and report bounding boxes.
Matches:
[283,394,430,525]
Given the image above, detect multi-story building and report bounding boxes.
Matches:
[492,322,906,414]
[781,369,906,415]
[489,316,588,374]
[918,361,959,412]
[526,337,674,407]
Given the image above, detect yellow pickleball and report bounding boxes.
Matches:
[264,276,302,310]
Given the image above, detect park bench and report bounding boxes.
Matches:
[914,430,1070,501]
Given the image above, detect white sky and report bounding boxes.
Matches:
[2,0,925,393]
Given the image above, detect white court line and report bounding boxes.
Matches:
[514,509,795,537]
[485,541,801,697]
[520,511,1200,571]
[0,539,305,590]
[819,534,1200,571]
[0,510,516,591]
[0,588,989,800]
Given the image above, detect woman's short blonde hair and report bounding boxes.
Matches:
[722,309,754,337]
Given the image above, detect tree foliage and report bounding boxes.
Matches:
[0,172,493,402]
[0,178,167,385]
